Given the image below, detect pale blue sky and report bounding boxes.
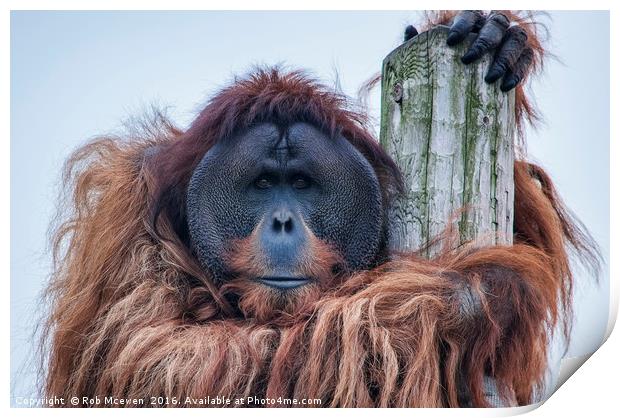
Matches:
[10,11,610,402]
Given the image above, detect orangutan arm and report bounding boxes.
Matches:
[267,244,559,407]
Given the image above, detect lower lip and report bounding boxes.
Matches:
[257,277,311,290]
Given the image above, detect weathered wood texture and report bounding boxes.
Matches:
[380,26,516,257]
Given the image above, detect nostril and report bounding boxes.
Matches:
[284,218,293,233]
[272,218,283,233]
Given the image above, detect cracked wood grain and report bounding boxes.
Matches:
[379,26,516,257]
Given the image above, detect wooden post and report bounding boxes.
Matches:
[379,26,516,257]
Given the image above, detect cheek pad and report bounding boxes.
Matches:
[308,154,383,271]
[186,153,257,280]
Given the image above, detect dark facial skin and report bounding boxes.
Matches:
[186,122,383,290]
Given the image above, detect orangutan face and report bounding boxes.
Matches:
[186,122,384,317]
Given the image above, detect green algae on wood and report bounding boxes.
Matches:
[379,26,516,257]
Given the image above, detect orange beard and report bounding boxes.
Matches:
[219,224,345,323]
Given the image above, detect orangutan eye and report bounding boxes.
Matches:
[254,177,272,189]
[292,176,310,189]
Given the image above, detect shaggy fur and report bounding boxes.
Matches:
[42,14,599,408]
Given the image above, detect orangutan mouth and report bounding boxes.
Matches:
[256,276,311,290]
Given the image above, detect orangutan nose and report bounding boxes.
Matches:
[260,207,306,269]
[271,209,294,234]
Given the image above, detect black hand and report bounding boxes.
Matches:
[445,11,533,92]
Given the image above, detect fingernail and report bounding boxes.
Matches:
[404,25,418,42]
[446,31,460,46]
[461,50,478,64]
[500,75,519,92]
[485,68,503,83]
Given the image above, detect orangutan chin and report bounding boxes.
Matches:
[42,11,599,407]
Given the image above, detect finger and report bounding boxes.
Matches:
[404,25,419,42]
[447,10,486,46]
[500,47,534,92]
[461,12,510,65]
[485,26,528,84]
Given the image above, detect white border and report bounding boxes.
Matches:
[3,1,617,417]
